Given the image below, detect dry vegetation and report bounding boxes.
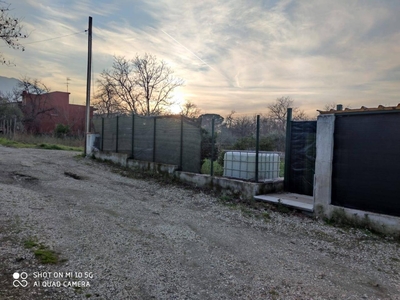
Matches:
[0,133,84,151]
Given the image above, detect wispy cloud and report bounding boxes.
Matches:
[1,0,400,116]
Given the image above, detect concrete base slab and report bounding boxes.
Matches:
[254,193,314,212]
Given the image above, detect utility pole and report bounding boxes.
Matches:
[84,16,92,155]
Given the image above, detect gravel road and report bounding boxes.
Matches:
[0,146,399,299]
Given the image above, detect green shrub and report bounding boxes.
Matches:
[201,159,223,176]
[54,124,70,138]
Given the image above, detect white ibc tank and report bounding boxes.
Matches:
[223,151,280,180]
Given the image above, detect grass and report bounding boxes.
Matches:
[0,137,35,148]
[24,237,63,264]
[13,133,84,148]
[24,238,38,249]
[0,135,83,152]
[34,246,59,264]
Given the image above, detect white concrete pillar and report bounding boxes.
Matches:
[314,114,335,215]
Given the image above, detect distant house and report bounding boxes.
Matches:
[21,91,95,135]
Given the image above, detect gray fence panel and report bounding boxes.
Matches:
[182,118,202,173]
[92,118,102,134]
[95,114,201,173]
[117,116,132,154]
[155,116,181,166]
[133,115,154,162]
[103,117,117,151]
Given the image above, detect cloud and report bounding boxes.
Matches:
[1,0,400,117]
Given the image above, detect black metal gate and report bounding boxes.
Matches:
[284,120,317,196]
[332,112,400,217]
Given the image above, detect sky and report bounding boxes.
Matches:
[1,0,400,117]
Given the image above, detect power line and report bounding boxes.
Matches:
[23,30,87,46]
[0,30,87,48]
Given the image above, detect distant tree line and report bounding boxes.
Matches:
[200,96,309,157]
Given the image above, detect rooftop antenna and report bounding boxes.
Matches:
[66,77,71,92]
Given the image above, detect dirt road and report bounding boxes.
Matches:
[0,146,399,299]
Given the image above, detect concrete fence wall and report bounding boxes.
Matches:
[92,151,283,200]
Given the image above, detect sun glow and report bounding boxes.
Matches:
[170,90,185,115]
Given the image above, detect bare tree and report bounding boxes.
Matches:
[229,115,257,138]
[267,96,308,130]
[1,1,27,65]
[98,54,184,116]
[99,56,141,113]
[93,76,124,117]
[133,53,184,116]
[18,78,53,133]
[180,101,201,119]
[223,111,236,129]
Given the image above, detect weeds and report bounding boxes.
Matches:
[322,208,400,241]
[275,201,291,214]
[218,195,239,209]
[0,135,83,152]
[390,257,400,262]
[74,152,86,158]
[269,289,279,297]
[24,238,38,249]
[12,133,84,148]
[218,194,277,222]
[38,143,82,151]
[0,137,35,148]
[24,238,63,264]
[34,246,59,264]
[262,212,271,222]
[201,159,224,176]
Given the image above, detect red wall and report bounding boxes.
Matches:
[22,91,94,135]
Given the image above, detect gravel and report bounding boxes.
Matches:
[0,146,399,299]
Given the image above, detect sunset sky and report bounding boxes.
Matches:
[1,0,400,117]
